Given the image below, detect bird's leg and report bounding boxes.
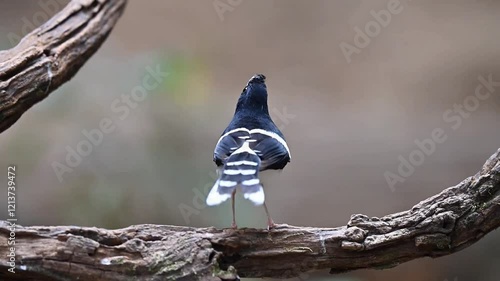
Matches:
[263,202,275,230]
[231,190,237,229]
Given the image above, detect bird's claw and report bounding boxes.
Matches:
[267,219,276,230]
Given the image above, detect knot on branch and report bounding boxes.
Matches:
[344,226,368,242]
[415,233,451,251]
[347,214,392,234]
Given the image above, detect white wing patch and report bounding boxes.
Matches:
[231,141,256,155]
[248,128,291,158]
[216,127,291,158]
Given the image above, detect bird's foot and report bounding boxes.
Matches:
[267,219,276,230]
[231,222,238,229]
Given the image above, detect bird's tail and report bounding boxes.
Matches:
[206,148,264,206]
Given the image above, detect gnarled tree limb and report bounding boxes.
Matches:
[0,0,127,134]
[1,148,499,280]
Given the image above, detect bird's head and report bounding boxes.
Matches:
[236,74,269,113]
[248,74,266,84]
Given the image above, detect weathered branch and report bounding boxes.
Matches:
[0,0,127,134]
[1,149,499,280]
[1,1,498,280]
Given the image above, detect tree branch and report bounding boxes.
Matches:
[1,148,499,280]
[0,0,127,134]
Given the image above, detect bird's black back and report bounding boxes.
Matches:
[214,74,290,170]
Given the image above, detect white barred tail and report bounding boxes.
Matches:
[206,142,265,206]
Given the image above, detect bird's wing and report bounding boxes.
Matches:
[249,130,290,170]
[213,129,249,166]
[214,128,290,170]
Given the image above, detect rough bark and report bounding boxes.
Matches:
[0,0,127,134]
[1,148,499,280]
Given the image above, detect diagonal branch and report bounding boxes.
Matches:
[0,0,127,134]
[1,148,499,280]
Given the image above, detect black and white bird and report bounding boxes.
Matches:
[206,74,291,229]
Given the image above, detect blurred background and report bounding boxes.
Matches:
[1,0,499,280]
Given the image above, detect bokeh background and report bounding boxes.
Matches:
[1,0,500,280]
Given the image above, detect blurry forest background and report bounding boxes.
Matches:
[1,1,499,280]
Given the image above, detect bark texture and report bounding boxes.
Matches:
[1,149,499,280]
[0,1,499,280]
[0,0,127,133]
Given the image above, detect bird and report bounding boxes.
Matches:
[205,74,291,229]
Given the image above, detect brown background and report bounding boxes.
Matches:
[0,1,499,280]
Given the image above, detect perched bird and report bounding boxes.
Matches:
[206,74,291,229]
